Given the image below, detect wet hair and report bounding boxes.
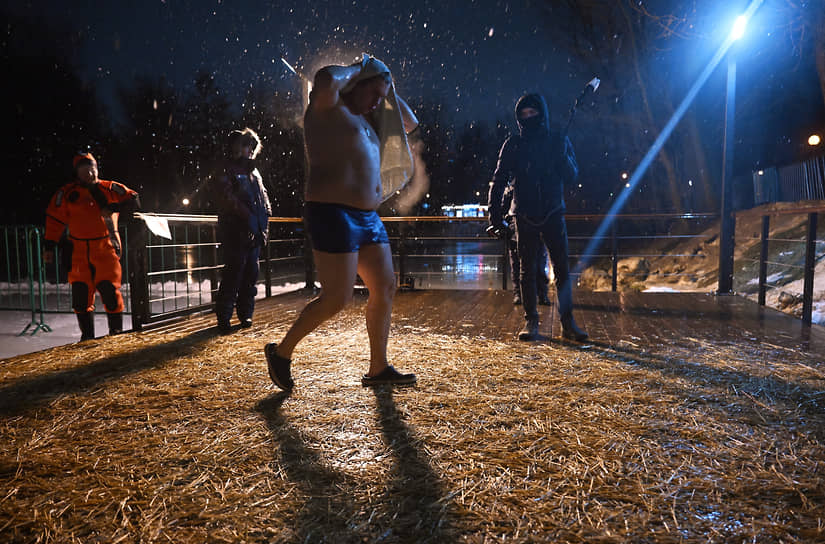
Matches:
[228,128,262,159]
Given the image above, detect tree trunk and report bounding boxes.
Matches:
[620,4,682,212]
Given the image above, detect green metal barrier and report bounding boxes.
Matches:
[18,226,51,336]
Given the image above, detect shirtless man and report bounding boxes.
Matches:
[265,55,419,390]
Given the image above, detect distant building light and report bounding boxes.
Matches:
[757,170,764,176]
[621,172,628,180]
[440,204,488,218]
[809,134,822,146]
[182,198,190,206]
[625,183,630,188]
[688,180,693,187]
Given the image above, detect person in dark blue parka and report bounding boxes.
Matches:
[488,93,588,341]
[213,128,272,333]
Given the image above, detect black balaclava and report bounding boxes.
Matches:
[515,93,551,139]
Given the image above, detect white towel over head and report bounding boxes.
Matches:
[344,53,414,202]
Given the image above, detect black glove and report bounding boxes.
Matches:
[486,222,508,239]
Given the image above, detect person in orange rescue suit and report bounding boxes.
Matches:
[44,153,140,341]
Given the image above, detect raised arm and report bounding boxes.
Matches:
[308,64,362,112]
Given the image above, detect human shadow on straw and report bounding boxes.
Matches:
[0,328,223,417]
[255,392,366,543]
[562,337,825,422]
[369,387,453,542]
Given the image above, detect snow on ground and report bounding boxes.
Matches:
[1,311,133,360]
[0,282,307,360]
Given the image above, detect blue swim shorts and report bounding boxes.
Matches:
[304,201,390,253]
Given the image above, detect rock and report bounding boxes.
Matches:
[617,257,650,285]
[579,267,612,291]
[777,291,800,309]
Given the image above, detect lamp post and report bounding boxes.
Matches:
[717,15,748,294]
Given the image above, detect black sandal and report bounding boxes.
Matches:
[361,365,416,386]
[265,343,294,390]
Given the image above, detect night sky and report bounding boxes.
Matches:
[9,0,585,123]
[4,0,824,219]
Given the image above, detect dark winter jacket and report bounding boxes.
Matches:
[488,93,578,226]
[213,158,272,247]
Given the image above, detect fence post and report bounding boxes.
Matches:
[263,233,272,298]
[209,225,220,300]
[758,215,769,306]
[127,223,150,331]
[611,222,618,292]
[397,229,408,289]
[502,236,509,291]
[802,212,817,326]
[303,233,315,290]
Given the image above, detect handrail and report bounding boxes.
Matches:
[734,206,822,325]
[8,208,820,330]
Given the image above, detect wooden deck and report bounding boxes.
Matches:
[154,288,825,357]
[2,289,824,542]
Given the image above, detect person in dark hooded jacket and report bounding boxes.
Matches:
[488,93,588,341]
[212,128,272,333]
[501,185,551,306]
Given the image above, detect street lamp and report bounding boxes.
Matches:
[809,134,822,147]
[731,15,748,41]
[718,14,749,294]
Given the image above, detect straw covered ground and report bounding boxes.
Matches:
[1,290,825,543]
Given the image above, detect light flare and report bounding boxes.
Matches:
[573,0,764,278]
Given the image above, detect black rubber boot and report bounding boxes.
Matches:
[518,318,540,341]
[76,312,95,341]
[107,312,123,335]
[538,291,552,306]
[561,314,588,342]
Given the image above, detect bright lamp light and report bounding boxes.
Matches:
[809,134,822,146]
[731,15,748,41]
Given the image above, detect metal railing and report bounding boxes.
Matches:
[12,209,822,332]
[734,203,824,325]
[566,213,720,291]
[385,213,720,293]
[127,214,310,329]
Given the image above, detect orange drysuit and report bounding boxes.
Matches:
[45,179,139,313]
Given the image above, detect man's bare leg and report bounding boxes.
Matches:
[356,243,396,376]
[275,250,359,359]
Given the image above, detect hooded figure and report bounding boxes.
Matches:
[487,93,588,342]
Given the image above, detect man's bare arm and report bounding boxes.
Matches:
[309,64,362,112]
[396,95,419,134]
